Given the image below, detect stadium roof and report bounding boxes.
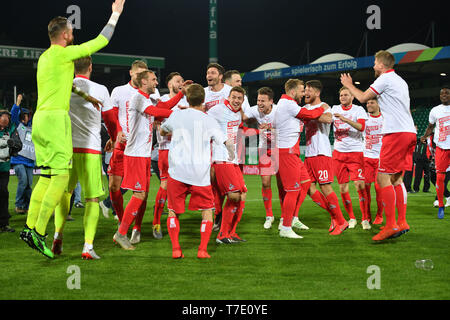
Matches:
[310,53,355,64]
[252,62,290,72]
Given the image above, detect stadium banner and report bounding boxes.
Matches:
[0,45,165,68]
[242,45,450,82]
[209,0,218,63]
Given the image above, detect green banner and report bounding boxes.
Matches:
[209,0,218,63]
[0,45,165,68]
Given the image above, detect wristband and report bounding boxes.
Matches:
[108,12,121,27]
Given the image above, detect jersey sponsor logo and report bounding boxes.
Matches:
[205,100,220,110]
[438,115,450,142]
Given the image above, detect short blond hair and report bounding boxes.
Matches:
[375,50,395,68]
[131,60,148,70]
[284,79,304,93]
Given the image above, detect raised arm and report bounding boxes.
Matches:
[340,73,376,104]
[63,0,126,61]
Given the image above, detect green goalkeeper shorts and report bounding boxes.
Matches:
[68,153,104,199]
[32,111,72,175]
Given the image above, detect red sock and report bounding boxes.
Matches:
[294,181,311,218]
[230,201,245,236]
[341,192,355,219]
[219,199,238,238]
[326,192,346,225]
[365,184,372,220]
[375,183,383,217]
[132,200,147,231]
[213,185,224,217]
[261,188,273,217]
[118,196,143,236]
[282,191,300,227]
[199,220,213,252]
[437,173,446,208]
[394,183,408,225]
[380,185,397,228]
[153,187,167,225]
[110,189,124,222]
[167,216,180,250]
[357,189,368,221]
[310,190,330,212]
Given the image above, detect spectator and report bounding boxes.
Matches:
[412,133,431,193]
[10,94,35,215]
[0,109,22,232]
[403,125,418,193]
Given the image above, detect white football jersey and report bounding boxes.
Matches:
[244,104,278,149]
[364,113,384,159]
[207,101,242,164]
[331,104,368,153]
[304,102,332,157]
[429,104,450,150]
[124,90,158,158]
[110,82,138,138]
[155,93,188,150]
[161,108,226,186]
[204,84,232,111]
[272,95,303,150]
[70,76,113,153]
[369,70,416,135]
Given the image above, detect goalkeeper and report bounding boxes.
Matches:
[20,0,126,258]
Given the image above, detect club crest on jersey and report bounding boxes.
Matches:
[294,182,300,189]
[229,183,235,190]
[135,182,142,190]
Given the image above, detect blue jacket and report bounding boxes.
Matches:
[10,104,34,168]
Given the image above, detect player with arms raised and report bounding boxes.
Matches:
[20,0,126,258]
[341,50,416,240]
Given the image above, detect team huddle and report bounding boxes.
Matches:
[19,0,449,260]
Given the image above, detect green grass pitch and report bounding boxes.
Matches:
[1,174,449,300]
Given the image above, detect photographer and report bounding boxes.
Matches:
[0,109,22,232]
[11,94,35,215]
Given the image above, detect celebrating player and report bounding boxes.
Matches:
[161,83,233,259]
[20,0,126,258]
[363,97,384,225]
[420,85,450,219]
[303,80,349,235]
[331,87,369,229]
[108,60,148,227]
[272,79,329,238]
[208,87,248,243]
[204,63,232,231]
[151,72,188,240]
[52,56,113,259]
[341,50,416,241]
[113,70,189,250]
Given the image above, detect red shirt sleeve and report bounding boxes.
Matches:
[295,107,324,120]
[155,91,184,110]
[101,107,122,141]
[143,106,173,119]
[357,119,366,132]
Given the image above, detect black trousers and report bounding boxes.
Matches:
[0,171,11,227]
[413,159,431,192]
[430,169,450,199]
[403,163,415,192]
